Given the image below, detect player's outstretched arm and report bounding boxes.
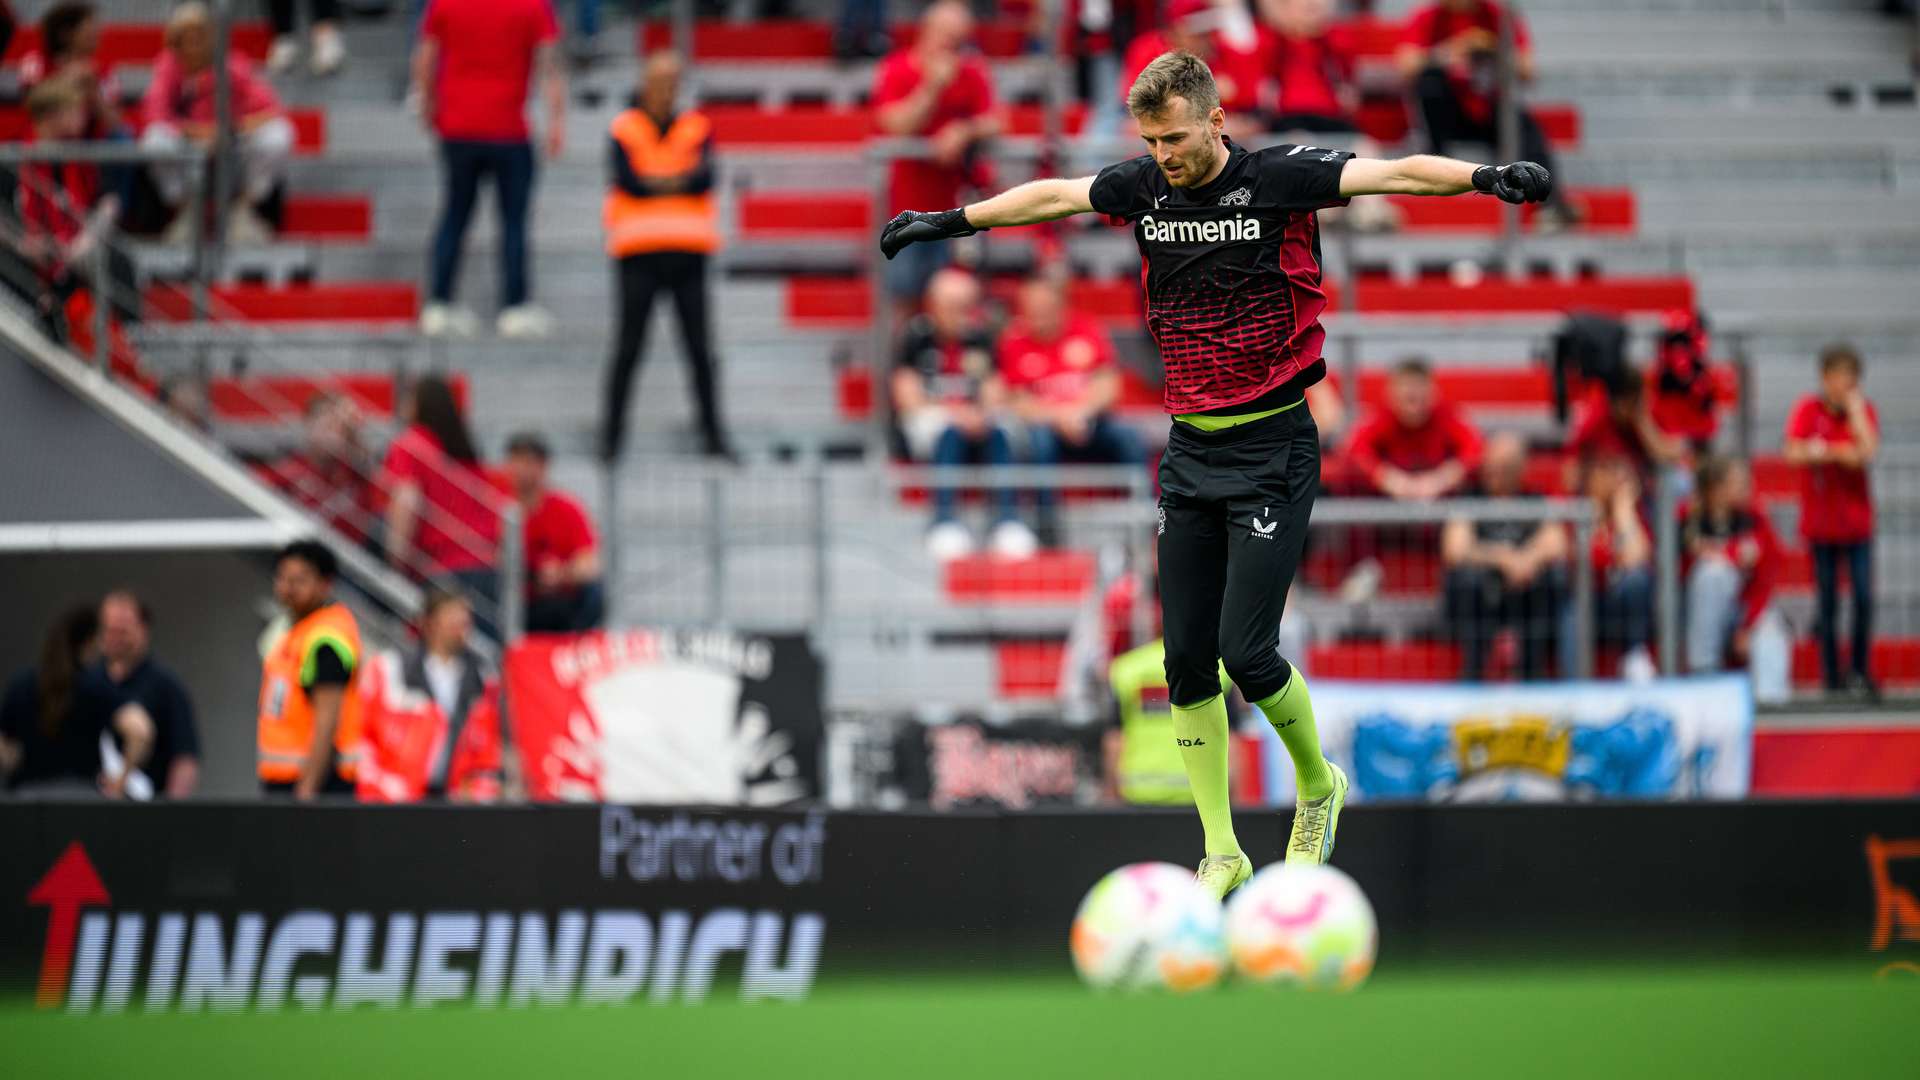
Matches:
[1338,155,1552,203]
[879,177,1096,260]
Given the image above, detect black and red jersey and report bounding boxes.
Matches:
[1088,139,1351,415]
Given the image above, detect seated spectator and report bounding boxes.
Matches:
[1784,343,1880,699]
[265,0,346,77]
[262,391,376,546]
[1573,455,1656,682]
[1567,373,1684,492]
[1681,457,1790,704]
[1121,0,1267,122]
[1396,0,1576,228]
[381,376,504,618]
[1647,309,1721,454]
[0,606,153,797]
[16,76,124,320]
[1258,0,1398,230]
[872,0,1002,319]
[504,432,606,634]
[95,590,200,798]
[998,275,1144,537]
[1442,432,1567,681]
[1342,357,1483,499]
[892,268,1034,561]
[19,3,123,138]
[142,2,295,245]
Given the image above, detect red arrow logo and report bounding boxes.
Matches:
[26,842,110,1009]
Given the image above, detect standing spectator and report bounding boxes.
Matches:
[1342,357,1483,499]
[407,590,497,797]
[412,0,565,339]
[892,268,1033,560]
[265,0,346,76]
[1573,455,1656,682]
[1647,309,1721,454]
[257,540,364,797]
[1441,432,1568,681]
[142,2,295,246]
[1397,0,1576,227]
[95,590,200,798]
[0,606,153,797]
[872,0,1001,318]
[1682,457,1791,703]
[598,50,733,462]
[381,376,504,612]
[1784,343,1881,698]
[261,390,375,547]
[504,432,606,633]
[998,275,1143,537]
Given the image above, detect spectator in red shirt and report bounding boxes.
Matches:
[20,3,122,138]
[872,0,1001,315]
[503,432,606,634]
[1681,456,1790,703]
[1342,357,1484,499]
[1567,374,1684,491]
[1647,309,1721,453]
[381,376,505,626]
[140,2,294,246]
[262,390,376,548]
[999,275,1145,537]
[1397,0,1574,227]
[1784,343,1881,698]
[1121,0,1268,122]
[1258,0,1399,230]
[412,0,566,340]
[16,76,130,332]
[1442,432,1568,681]
[1574,454,1656,682]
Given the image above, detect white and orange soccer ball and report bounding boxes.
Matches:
[1070,862,1228,993]
[1223,864,1377,991]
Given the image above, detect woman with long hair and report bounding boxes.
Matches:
[0,605,154,796]
[380,375,504,627]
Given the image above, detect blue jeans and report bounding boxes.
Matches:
[1562,565,1653,675]
[1812,540,1873,686]
[1026,412,1144,516]
[931,424,1017,526]
[430,139,535,307]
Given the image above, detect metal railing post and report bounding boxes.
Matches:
[867,146,893,460]
[811,465,830,628]
[1572,516,1595,679]
[1655,468,1682,678]
[672,0,695,58]
[1732,329,1754,460]
[499,502,525,644]
[1131,470,1155,651]
[209,0,235,280]
[601,457,622,628]
[706,467,727,624]
[190,156,210,323]
[1494,12,1521,279]
[89,233,111,376]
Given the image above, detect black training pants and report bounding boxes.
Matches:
[600,251,726,459]
[1157,406,1319,708]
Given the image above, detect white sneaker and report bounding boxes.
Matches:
[227,206,274,246]
[266,35,300,75]
[420,302,480,338]
[988,519,1039,560]
[496,304,555,339]
[925,521,975,562]
[1622,646,1657,684]
[309,26,346,76]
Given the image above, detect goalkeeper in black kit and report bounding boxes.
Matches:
[881,51,1551,900]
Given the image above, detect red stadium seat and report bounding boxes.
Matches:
[943,551,1095,604]
[206,373,468,423]
[995,639,1068,697]
[636,19,1032,59]
[279,194,373,240]
[145,282,417,324]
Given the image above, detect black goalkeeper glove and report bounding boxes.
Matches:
[879,208,982,260]
[1472,161,1553,205]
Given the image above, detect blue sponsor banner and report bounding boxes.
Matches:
[1257,676,1753,804]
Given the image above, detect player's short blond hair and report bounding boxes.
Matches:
[1126,51,1220,121]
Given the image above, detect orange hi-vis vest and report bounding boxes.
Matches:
[257,602,366,783]
[603,108,720,257]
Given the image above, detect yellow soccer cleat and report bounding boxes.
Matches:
[1195,851,1253,901]
[1286,761,1349,865]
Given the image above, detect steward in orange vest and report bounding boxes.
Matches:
[598,50,734,462]
[257,541,364,797]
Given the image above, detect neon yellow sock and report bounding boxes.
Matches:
[1254,669,1334,800]
[1171,693,1241,857]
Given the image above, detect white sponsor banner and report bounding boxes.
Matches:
[1256,676,1752,804]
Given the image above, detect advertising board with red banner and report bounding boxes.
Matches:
[504,629,824,804]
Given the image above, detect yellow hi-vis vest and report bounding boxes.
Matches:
[603,108,719,257]
[257,602,364,782]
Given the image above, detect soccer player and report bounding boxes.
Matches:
[881,51,1551,899]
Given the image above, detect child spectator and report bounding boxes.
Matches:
[998,275,1144,537]
[892,268,1032,561]
[1441,432,1567,681]
[872,0,1001,317]
[503,432,606,634]
[141,2,294,246]
[1681,456,1790,703]
[19,2,123,139]
[1574,455,1656,682]
[1783,343,1880,698]
[381,376,504,616]
[1342,357,1483,499]
[17,76,125,326]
